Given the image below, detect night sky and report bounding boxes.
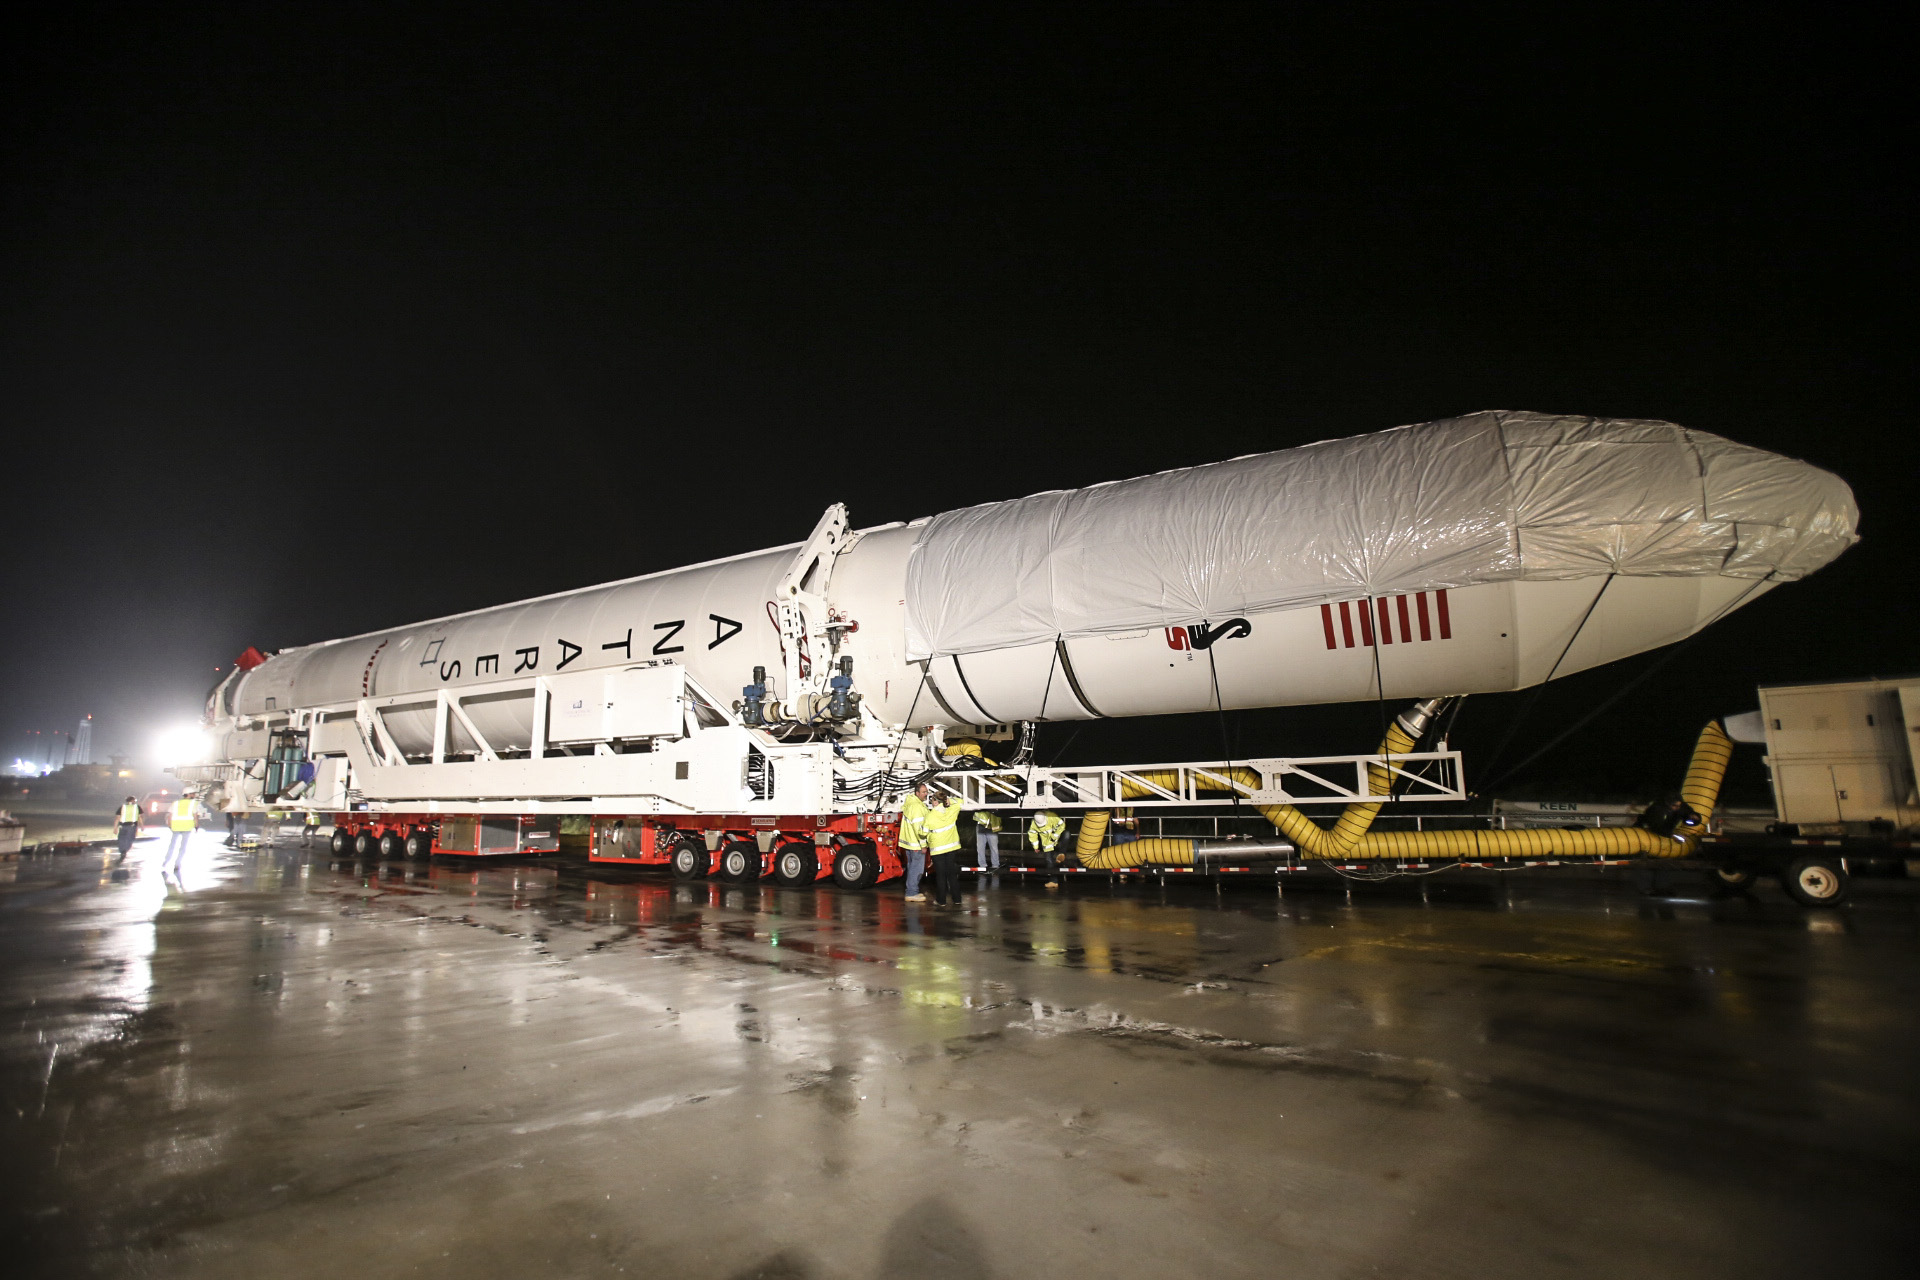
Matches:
[2,5,1909,803]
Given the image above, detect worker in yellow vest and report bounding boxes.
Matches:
[921,789,964,906]
[1028,809,1066,889]
[973,809,1002,872]
[164,793,199,869]
[899,782,932,902]
[114,795,141,862]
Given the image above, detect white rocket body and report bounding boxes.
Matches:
[222,411,1858,761]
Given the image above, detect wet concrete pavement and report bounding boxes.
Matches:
[3,833,1917,1278]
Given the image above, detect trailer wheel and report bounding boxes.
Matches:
[377,830,404,859]
[1780,856,1849,908]
[328,827,351,856]
[719,839,762,882]
[353,829,377,857]
[832,841,879,890]
[1704,865,1755,893]
[404,828,433,858]
[772,841,819,887]
[669,838,709,880]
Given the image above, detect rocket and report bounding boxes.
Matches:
[222,411,1856,760]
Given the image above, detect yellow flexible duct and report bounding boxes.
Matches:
[1070,719,1733,867]
[1072,810,1200,867]
[1075,716,1419,867]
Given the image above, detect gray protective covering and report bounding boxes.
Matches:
[903,411,1858,660]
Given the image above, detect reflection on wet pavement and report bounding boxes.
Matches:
[2,831,1917,1278]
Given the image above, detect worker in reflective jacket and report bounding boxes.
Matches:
[922,790,964,907]
[164,794,198,869]
[1028,810,1066,889]
[974,809,1002,872]
[114,796,140,862]
[899,783,932,902]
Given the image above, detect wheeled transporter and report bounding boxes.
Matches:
[166,412,1858,899]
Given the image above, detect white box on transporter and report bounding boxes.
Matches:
[1756,677,1920,834]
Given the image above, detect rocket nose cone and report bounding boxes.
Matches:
[1689,432,1860,580]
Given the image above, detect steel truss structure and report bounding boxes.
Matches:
[927,751,1465,810]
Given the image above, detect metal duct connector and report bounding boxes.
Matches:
[1394,696,1450,743]
[1191,840,1297,863]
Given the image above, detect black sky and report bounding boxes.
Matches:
[2,4,1910,800]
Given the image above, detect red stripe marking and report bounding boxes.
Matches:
[1320,603,1337,649]
[1357,598,1374,646]
[1376,597,1393,644]
[1339,600,1355,647]
[1396,595,1412,643]
[1416,592,1432,641]
[1436,589,1452,639]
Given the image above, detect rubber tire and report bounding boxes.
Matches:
[329,827,351,856]
[1705,865,1756,892]
[404,828,433,858]
[353,829,377,857]
[719,839,762,882]
[831,841,879,890]
[771,842,819,887]
[378,830,405,859]
[669,839,710,881]
[1780,856,1849,907]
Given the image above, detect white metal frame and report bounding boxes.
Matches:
[773,503,850,706]
[337,665,746,769]
[927,750,1465,808]
[213,664,844,817]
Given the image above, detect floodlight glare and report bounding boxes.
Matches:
[155,725,211,768]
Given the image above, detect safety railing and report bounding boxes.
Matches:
[932,750,1464,809]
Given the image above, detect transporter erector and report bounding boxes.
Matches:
[177,411,1856,884]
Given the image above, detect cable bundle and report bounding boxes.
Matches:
[833,767,936,806]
